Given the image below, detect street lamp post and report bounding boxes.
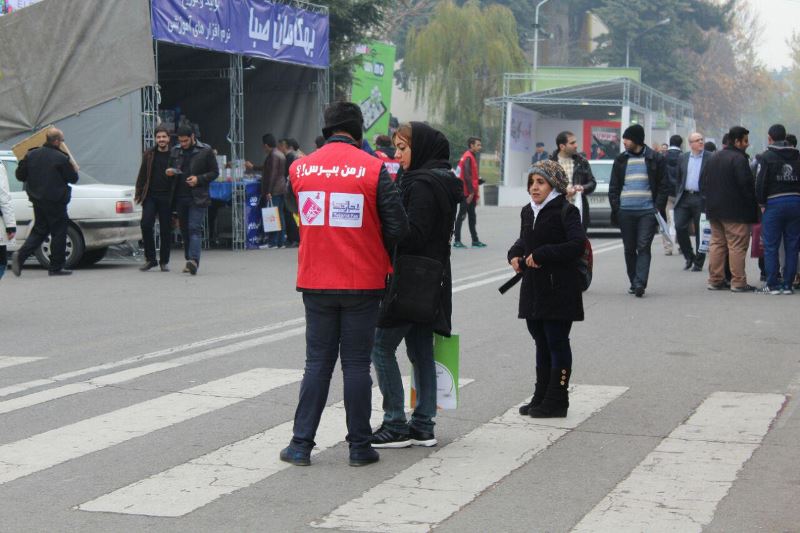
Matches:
[532,0,551,91]
[625,17,670,68]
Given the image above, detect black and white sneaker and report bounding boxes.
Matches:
[370,425,412,448]
[409,426,437,447]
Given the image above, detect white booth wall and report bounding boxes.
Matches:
[499,111,583,207]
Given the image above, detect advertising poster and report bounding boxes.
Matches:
[509,105,535,153]
[1,0,42,15]
[351,41,396,141]
[583,120,621,160]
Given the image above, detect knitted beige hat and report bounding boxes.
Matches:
[530,160,568,194]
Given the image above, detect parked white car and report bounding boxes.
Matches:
[587,159,614,228]
[0,150,141,268]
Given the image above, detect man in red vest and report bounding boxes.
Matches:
[280,102,408,468]
[453,136,486,248]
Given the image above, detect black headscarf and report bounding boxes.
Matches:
[407,122,451,172]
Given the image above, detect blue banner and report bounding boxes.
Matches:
[151,0,329,69]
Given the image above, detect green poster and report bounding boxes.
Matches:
[351,41,396,142]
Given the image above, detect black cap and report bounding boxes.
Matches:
[322,102,364,141]
[622,124,645,146]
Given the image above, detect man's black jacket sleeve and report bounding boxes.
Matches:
[376,165,408,249]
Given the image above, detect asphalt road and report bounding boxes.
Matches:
[0,206,798,532]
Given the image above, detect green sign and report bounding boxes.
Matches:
[351,41,396,141]
[530,66,641,92]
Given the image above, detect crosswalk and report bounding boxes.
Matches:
[0,253,792,532]
[0,350,788,531]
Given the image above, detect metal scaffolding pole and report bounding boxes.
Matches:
[141,41,159,150]
[317,67,330,131]
[229,54,246,251]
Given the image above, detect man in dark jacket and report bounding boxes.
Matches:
[608,124,669,297]
[662,134,683,256]
[12,127,79,276]
[260,133,288,248]
[135,125,174,271]
[167,126,219,275]
[701,126,759,292]
[674,132,710,271]
[754,124,800,294]
[549,131,596,229]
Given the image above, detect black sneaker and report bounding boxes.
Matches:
[371,425,411,448]
[279,446,310,466]
[186,260,198,275]
[627,286,635,294]
[349,447,380,467]
[634,287,645,298]
[409,426,437,447]
[707,282,727,291]
[48,269,73,276]
[730,284,756,293]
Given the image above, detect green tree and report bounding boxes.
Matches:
[319,0,391,99]
[590,0,731,99]
[403,0,527,141]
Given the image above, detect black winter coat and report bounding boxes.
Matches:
[701,145,759,223]
[507,195,585,322]
[168,143,219,207]
[378,168,463,336]
[549,151,597,228]
[16,144,79,204]
[664,148,682,195]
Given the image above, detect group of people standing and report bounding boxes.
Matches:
[278,102,465,466]
[135,125,219,275]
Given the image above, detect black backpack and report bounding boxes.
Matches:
[560,203,593,291]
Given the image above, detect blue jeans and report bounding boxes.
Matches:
[526,319,573,368]
[618,209,658,289]
[762,196,800,290]
[175,196,205,263]
[290,293,380,452]
[266,194,286,247]
[371,323,436,434]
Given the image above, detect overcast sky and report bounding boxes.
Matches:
[749,0,800,71]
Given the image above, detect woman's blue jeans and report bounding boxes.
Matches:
[371,323,437,434]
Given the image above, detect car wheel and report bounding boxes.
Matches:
[77,247,108,267]
[34,224,85,269]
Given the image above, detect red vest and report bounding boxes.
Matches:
[289,142,389,291]
[375,150,400,181]
[456,150,480,199]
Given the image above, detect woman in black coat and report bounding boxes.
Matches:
[507,160,586,418]
[371,122,463,448]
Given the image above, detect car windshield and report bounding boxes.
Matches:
[1,158,99,193]
[589,162,612,184]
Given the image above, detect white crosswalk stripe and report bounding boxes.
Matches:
[0,326,305,415]
[0,368,303,485]
[571,391,785,533]
[77,378,475,517]
[312,385,628,533]
[0,356,45,371]
[0,318,306,398]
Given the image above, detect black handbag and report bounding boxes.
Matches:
[382,252,445,324]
